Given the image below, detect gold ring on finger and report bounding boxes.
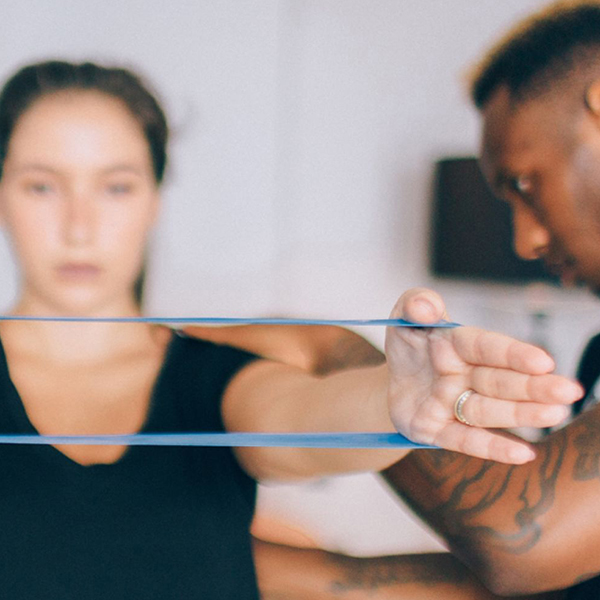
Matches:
[454,390,475,426]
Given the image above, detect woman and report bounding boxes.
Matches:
[0,60,580,598]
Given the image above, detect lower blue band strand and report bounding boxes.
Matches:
[0,432,435,449]
[0,316,460,328]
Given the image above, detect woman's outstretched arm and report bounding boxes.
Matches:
[182,323,385,374]
[222,289,582,480]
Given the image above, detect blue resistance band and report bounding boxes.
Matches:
[0,315,458,448]
[0,432,433,448]
[0,315,460,327]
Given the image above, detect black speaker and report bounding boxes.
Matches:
[430,156,554,283]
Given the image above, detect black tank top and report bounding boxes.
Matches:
[0,332,259,599]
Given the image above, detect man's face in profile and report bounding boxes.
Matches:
[478,84,600,295]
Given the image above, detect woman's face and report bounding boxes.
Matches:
[0,91,159,315]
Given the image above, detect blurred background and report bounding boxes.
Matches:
[2,0,599,556]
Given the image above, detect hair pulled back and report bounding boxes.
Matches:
[0,60,169,182]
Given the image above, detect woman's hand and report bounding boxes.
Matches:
[385,288,583,464]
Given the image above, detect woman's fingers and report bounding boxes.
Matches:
[433,424,536,465]
[391,288,448,324]
[470,368,583,404]
[453,326,555,374]
[448,391,570,429]
[386,287,585,463]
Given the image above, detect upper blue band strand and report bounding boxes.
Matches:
[0,315,459,327]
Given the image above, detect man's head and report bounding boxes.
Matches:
[473,1,600,292]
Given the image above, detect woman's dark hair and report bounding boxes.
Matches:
[0,60,169,182]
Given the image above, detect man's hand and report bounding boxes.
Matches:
[385,288,583,464]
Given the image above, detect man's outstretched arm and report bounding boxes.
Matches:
[383,406,600,595]
[253,538,563,600]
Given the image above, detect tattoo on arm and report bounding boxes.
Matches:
[573,417,600,481]
[393,428,570,557]
[327,553,466,593]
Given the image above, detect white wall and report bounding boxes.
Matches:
[2,0,599,555]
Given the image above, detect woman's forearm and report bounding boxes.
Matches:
[224,360,410,480]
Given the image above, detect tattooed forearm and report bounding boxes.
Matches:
[253,537,568,599]
[382,409,600,593]
[327,553,466,593]
[385,428,570,558]
[504,428,567,553]
[573,417,600,480]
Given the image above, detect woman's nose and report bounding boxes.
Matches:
[512,203,551,260]
[63,197,94,246]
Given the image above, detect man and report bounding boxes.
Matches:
[381,1,600,597]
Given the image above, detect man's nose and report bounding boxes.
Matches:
[63,197,94,246]
[512,203,551,260]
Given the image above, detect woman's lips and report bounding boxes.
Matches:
[56,263,102,280]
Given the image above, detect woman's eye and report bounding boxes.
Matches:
[105,183,134,196]
[26,182,54,196]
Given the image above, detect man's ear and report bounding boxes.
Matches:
[585,80,600,117]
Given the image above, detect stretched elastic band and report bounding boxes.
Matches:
[0,315,460,327]
[0,432,433,448]
[0,315,452,449]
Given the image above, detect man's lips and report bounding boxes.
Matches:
[544,260,577,286]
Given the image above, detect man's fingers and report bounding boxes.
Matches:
[453,327,556,374]
[434,424,536,465]
[470,368,584,404]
